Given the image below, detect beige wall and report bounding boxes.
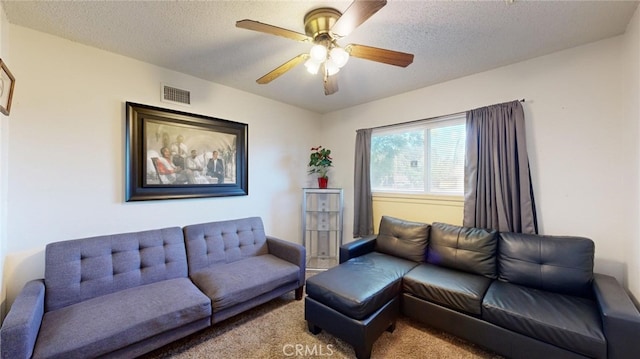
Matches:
[0,25,322,311]
[372,194,463,233]
[1,6,639,316]
[624,6,640,302]
[322,15,640,303]
[0,3,9,317]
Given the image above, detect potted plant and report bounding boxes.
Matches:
[308,146,332,188]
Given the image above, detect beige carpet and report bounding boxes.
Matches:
[141,292,502,359]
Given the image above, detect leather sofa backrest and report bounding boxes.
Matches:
[498,232,594,298]
[375,216,430,262]
[44,227,187,312]
[183,216,269,274]
[427,222,498,279]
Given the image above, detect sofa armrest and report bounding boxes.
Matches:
[267,236,306,285]
[339,235,377,263]
[593,273,640,359]
[0,279,46,359]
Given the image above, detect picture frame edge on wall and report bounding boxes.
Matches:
[0,58,16,116]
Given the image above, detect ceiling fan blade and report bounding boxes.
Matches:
[236,20,311,42]
[256,54,309,84]
[331,0,387,38]
[323,71,339,96]
[346,44,414,67]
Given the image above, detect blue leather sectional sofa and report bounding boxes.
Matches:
[305,216,640,359]
[0,217,305,359]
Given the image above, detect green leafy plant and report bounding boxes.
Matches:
[308,146,333,178]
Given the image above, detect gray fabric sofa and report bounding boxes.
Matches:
[183,217,306,324]
[0,217,305,359]
[305,216,640,359]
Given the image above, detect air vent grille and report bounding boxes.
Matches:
[161,84,191,105]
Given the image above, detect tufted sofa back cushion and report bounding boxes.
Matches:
[183,217,269,274]
[427,222,498,278]
[375,216,430,262]
[498,232,594,298]
[44,227,187,312]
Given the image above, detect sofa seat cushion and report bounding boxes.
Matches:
[190,254,299,312]
[32,278,211,359]
[305,252,418,320]
[483,281,606,358]
[403,263,492,316]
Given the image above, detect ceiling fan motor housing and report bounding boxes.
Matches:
[304,8,342,43]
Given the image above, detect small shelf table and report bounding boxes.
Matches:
[302,188,344,271]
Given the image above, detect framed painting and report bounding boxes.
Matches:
[125,102,248,201]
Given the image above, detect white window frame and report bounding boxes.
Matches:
[371,113,466,197]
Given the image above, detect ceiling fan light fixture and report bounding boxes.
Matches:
[329,47,349,68]
[325,59,340,76]
[304,58,322,74]
[309,44,328,62]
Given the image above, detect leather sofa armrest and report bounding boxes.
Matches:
[266,236,306,285]
[339,235,377,263]
[593,273,640,359]
[0,279,46,359]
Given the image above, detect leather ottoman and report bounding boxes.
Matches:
[305,252,418,359]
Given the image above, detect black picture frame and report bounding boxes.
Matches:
[126,102,248,201]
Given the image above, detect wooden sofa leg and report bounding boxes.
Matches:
[295,286,304,300]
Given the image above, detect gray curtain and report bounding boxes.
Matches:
[463,100,538,234]
[353,128,374,237]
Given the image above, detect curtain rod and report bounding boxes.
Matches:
[361,99,525,131]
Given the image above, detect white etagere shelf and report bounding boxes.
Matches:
[302,188,344,271]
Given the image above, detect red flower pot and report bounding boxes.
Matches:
[318,177,328,189]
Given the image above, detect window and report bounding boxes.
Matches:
[371,114,466,195]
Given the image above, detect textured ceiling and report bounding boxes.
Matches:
[2,0,638,114]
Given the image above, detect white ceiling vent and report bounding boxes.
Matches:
[161,83,191,106]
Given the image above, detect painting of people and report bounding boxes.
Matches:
[144,120,237,186]
[126,102,247,201]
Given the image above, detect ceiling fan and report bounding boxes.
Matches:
[236,0,414,95]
